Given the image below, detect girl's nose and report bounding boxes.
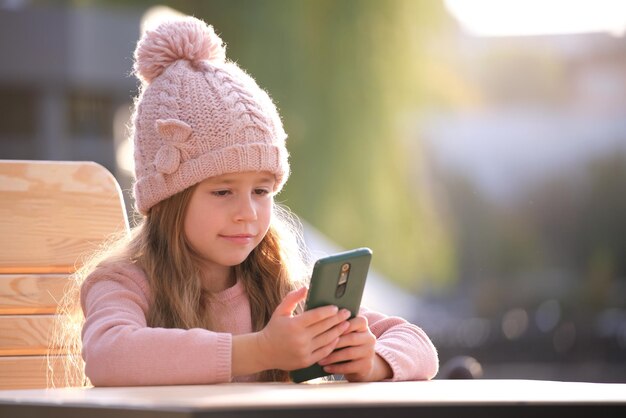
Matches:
[234,194,257,222]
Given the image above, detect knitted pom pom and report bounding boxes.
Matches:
[134,16,225,83]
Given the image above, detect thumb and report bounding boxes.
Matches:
[274,286,307,317]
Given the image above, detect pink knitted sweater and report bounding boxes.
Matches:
[80,262,439,386]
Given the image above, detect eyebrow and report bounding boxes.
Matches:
[256,176,276,184]
[205,175,275,185]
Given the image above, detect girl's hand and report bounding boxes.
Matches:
[317,315,393,382]
[256,287,352,371]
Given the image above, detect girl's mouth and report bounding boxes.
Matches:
[219,234,256,245]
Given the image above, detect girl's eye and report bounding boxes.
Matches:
[254,188,270,196]
[212,190,231,197]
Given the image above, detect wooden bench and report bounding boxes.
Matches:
[0,160,129,389]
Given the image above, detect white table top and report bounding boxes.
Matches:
[0,379,625,412]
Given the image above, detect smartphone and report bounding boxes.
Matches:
[289,247,372,383]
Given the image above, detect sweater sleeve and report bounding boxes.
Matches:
[359,306,439,381]
[80,264,232,386]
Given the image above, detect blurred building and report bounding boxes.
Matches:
[0,6,140,175]
[421,32,626,202]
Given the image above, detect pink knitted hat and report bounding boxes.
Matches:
[131,16,289,214]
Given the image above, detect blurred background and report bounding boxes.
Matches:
[1,0,625,382]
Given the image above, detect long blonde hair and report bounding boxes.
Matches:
[51,185,309,386]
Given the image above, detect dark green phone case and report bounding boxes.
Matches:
[289,248,372,383]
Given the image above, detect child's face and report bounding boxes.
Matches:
[184,171,275,272]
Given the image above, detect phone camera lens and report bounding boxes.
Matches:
[335,283,347,298]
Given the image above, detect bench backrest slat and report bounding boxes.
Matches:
[0,160,128,274]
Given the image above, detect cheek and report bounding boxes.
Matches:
[183,207,199,246]
[260,200,273,222]
[184,196,214,242]
[256,200,273,233]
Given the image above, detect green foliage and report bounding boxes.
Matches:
[525,153,626,309]
[444,152,626,315]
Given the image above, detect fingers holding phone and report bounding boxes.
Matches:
[309,308,351,337]
[317,315,374,367]
[317,315,392,382]
[257,287,350,371]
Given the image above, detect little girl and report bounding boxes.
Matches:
[76,16,438,386]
